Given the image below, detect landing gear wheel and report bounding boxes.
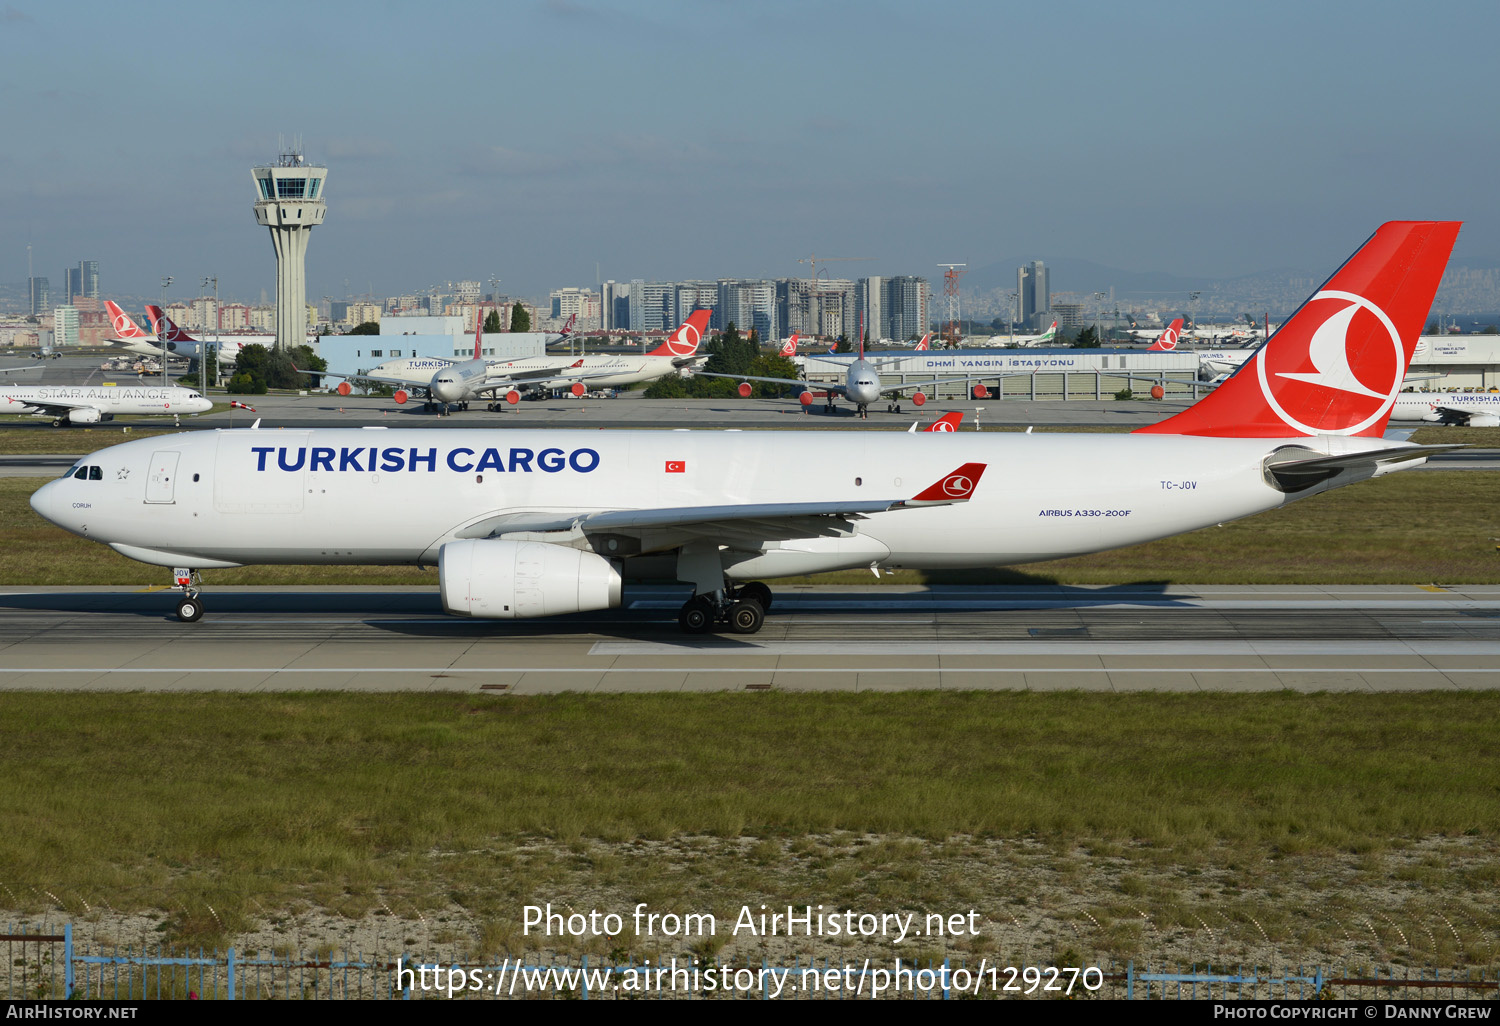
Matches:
[52,418,65,428]
[176,595,203,623]
[739,582,772,612]
[679,596,716,634]
[728,598,764,635]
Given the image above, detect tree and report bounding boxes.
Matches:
[347,321,380,335]
[643,374,689,398]
[834,334,853,353]
[509,302,530,332]
[1073,326,1101,348]
[1483,325,1499,335]
[483,309,503,333]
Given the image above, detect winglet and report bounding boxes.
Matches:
[899,462,987,506]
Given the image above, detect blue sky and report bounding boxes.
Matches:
[4,0,1497,304]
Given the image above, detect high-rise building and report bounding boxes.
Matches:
[886,275,931,342]
[601,281,630,330]
[628,281,675,333]
[1018,260,1049,330]
[252,147,328,347]
[52,304,79,347]
[672,281,716,327]
[716,279,777,342]
[79,260,99,300]
[29,277,49,317]
[66,267,82,303]
[856,277,885,343]
[549,287,602,328]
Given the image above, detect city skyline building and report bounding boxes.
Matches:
[28,277,49,317]
[1018,260,1050,330]
[252,147,327,348]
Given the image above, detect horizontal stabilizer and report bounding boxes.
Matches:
[1264,443,1464,489]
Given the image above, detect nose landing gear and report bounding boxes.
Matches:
[171,567,204,622]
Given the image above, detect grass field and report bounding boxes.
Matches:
[3,468,1497,587]
[2,691,1498,965]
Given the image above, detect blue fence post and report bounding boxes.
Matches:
[581,955,588,1001]
[943,958,950,1000]
[226,947,235,1000]
[1126,960,1133,1000]
[64,924,73,999]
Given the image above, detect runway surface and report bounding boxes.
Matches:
[1,584,1496,692]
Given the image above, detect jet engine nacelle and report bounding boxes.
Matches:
[1470,414,1500,428]
[67,408,102,425]
[439,539,622,619]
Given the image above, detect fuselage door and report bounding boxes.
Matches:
[144,451,180,504]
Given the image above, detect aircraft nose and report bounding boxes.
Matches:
[29,479,57,524]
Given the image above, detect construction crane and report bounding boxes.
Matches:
[797,254,874,282]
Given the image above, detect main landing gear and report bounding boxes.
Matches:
[171,567,204,623]
[678,581,773,635]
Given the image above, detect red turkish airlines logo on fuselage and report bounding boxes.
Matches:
[1256,290,1405,436]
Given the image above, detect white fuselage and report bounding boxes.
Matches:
[486,353,688,390]
[1,385,212,419]
[27,427,1398,575]
[1390,392,1500,423]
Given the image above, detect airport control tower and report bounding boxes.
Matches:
[252,148,327,349]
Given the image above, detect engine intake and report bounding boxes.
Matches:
[67,408,102,424]
[439,539,622,618]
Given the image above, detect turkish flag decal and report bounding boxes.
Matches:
[665,461,686,473]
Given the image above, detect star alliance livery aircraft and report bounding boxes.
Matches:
[30,222,1461,633]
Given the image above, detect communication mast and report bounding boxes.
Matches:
[938,263,966,346]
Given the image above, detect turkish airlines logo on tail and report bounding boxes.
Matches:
[1148,318,1183,351]
[106,301,145,338]
[146,305,195,342]
[915,333,932,351]
[1256,290,1405,436]
[659,310,709,358]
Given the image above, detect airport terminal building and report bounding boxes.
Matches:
[315,316,549,381]
[797,336,1500,401]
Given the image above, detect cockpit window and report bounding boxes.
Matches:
[89,466,103,481]
[70,465,102,481]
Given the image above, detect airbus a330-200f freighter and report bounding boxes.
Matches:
[29,222,1462,633]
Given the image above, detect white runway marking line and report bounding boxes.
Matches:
[0,667,1493,675]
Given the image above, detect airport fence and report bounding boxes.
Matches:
[4,924,1499,1000]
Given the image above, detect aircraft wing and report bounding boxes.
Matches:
[1,396,93,417]
[1429,403,1496,425]
[471,367,622,396]
[455,463,988,554]
[878,372,1033,397]
[695,371,841,395]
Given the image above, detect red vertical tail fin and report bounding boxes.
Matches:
[105,301,149,339]
[1147,318,1184,351]
[474,309,484,361]
[1137,221,1460,438]
[649,309,711,358]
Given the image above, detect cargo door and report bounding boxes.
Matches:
[144,451,179,504]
